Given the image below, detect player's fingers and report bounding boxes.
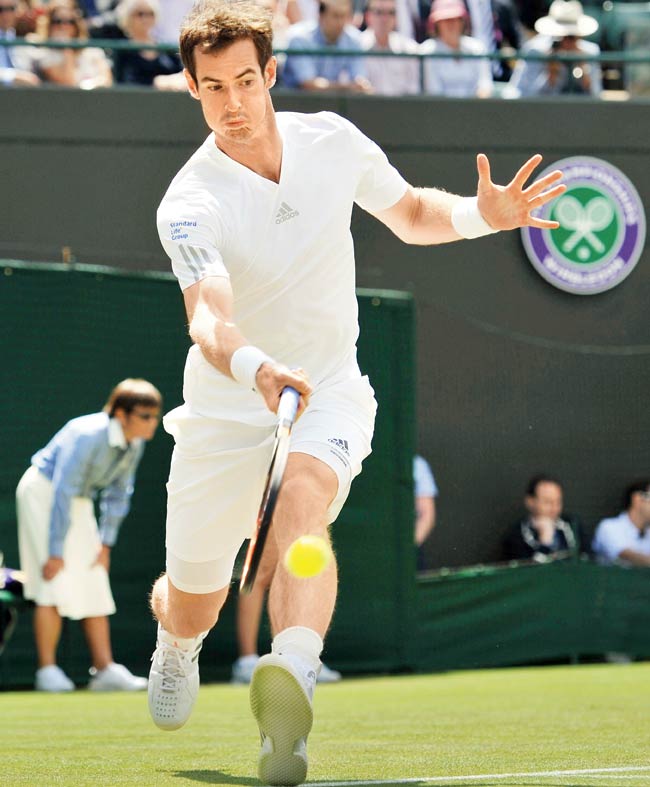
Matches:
[511,153,543,189]
[476,153,492,187]
[523,170,564,199]
[528,183,567,211]
[529,217,561,229]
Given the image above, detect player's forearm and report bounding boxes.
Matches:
[392,188,464,245]
[188,299,249,378]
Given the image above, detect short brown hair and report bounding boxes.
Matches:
[180,0,274,83]
[103,379,162,417]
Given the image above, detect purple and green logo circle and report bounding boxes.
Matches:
[521,157,646,295]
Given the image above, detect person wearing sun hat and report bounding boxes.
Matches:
[508,0,601,97]
[420,0,493,97]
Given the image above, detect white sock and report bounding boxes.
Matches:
[272,626,323,673]
[158,623,207,651]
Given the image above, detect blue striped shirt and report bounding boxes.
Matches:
[31,412,145,557]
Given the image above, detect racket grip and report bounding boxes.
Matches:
[278,386,300,425]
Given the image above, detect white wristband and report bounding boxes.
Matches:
[451,196,498,239]
[230,346,273,391]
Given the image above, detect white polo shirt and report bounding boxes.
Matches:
[592,511,650,565]
[157,111,408,425]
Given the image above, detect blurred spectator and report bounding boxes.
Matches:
[26,4,112,88]
[464,0,522,81]
[153,0,192,44]
[420,0,493,97]
[508,0,601,97]
[360,0,420,95]
[592,479,650,567]
[0,0,39,85]
[113,0,180,85]
[503,474,584,562]
[282,0,372,91]
[414,454,437,571]
[512,0,548,37]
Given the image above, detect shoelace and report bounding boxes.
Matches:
[154,643,193,692]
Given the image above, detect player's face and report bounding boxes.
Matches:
[526,482,563,522]
[185,39,277,146]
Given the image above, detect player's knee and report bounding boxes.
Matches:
[159,574,227,636]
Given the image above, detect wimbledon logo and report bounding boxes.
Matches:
[521,156,646,295]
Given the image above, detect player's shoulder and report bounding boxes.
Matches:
[158,137,221,218]
[279,110,363,140]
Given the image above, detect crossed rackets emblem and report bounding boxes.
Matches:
[554,194,615,257]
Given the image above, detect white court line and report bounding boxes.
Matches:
[308,765,650,786]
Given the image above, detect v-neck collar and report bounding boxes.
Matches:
[205,123,286,188]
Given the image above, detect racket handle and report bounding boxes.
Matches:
[278,386,300,425]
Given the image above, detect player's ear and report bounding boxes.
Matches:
[184,68,200,100]
[264,56,277,89]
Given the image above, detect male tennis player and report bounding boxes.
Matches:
[148,1,565,783]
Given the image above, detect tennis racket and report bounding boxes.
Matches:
[239,386,301,593]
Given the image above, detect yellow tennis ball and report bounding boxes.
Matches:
[284,535,332,579]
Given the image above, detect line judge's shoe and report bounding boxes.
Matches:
[88,662,148,691]
[148,633,203,731]
[35,665,75,692]
[250,653,316,786]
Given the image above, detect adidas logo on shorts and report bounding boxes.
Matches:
[275,202,300,224]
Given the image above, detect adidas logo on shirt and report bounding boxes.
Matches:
[275,202,299,224]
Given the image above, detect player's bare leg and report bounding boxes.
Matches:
[148,577,228,730]
[250,452,338,786]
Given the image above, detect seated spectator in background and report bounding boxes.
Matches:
[503,474,583,562]
[0,0,39,85]
[113,0,181,85]
[283,0,372,92]
[360,0,420,95]
[26,4,112,89]
[414,454,438,571]
[464,0,522,82]
[153,0,193,44]
[420,0,493,97]
[592,479,650,567]
[508,0,601,97]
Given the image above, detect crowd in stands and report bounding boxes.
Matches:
[501,474,650,569]
[0,0,640,95]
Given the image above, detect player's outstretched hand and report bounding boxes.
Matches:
[476,153,566,232]
[255,363,312,419]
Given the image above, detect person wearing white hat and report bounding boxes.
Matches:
[508,0,601,97]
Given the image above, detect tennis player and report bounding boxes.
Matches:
[147,1,565,783]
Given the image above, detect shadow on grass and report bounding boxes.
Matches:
[172,771,258,785]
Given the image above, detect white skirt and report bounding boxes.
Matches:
[16,466,116,620]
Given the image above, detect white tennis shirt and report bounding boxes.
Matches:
[158,111,408,425]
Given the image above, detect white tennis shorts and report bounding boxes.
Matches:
[163,374,377,594]
[16,466,116,619]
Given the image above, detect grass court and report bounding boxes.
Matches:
[5,662,650,786]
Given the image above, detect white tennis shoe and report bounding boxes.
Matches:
[250,652,317,786]
[148,630,204,731]
[88,662,148,691]
[35,665,75,692]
